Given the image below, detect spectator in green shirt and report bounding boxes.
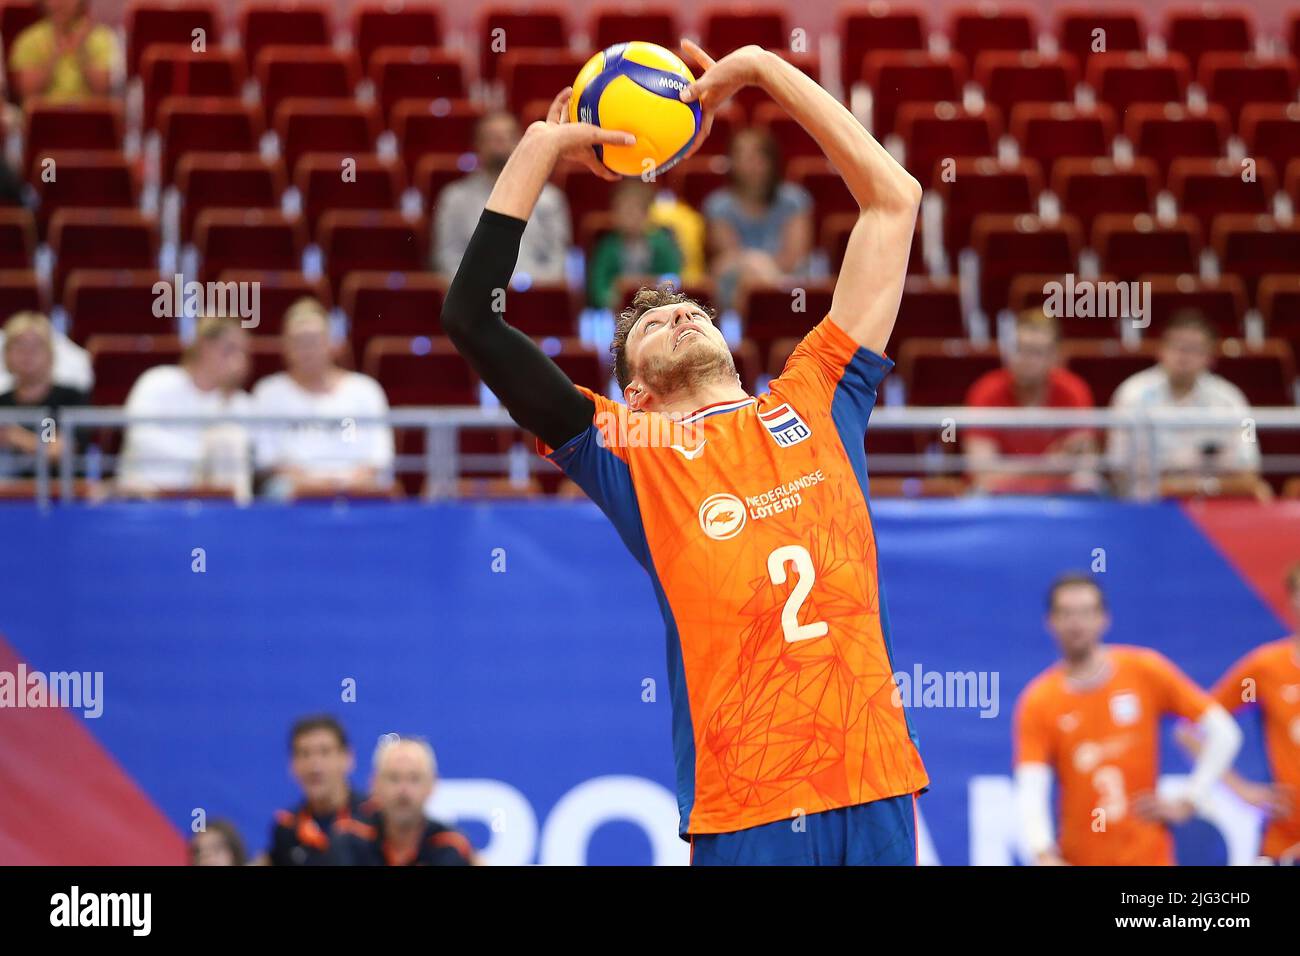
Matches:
[587,180,683,310]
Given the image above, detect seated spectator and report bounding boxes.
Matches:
[703,128,812,308]
[587,180,683,309]
[648,188,706,285]
[434,110,570,281]
[330,737,475,867]
[0,322,92,394]
[189,819,247,866]
[252,299,394,499]
[118,315,253,499]
[964,311,1100,494]
[1109,313,1260,497]
[0,312,88,478]
[263,715,377,867]
[9,0,118,105]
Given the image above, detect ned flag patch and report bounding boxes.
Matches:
[760,402,811,447]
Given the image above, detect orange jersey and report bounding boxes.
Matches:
[539,317,929,834]
[1014,645,1213,865]
[1211,638,1300,859]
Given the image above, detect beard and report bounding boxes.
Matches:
[638,339,738,405]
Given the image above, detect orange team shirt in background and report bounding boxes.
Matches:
[1211,638,1300,859]
[1014,645,1214,865]
[537,317,930,835]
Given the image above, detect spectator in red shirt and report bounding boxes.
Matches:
[964,311,1100,494]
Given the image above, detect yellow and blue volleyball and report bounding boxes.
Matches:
[570,41,702,178]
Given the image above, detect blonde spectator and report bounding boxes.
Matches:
[118,315,253,498]
[9,0,119,105]
[0,311,88,477]
[251,298,394,498]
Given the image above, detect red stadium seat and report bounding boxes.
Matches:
[1061,341,1156,404]
[295,153,405,237]
[139,44,243,130]
[1198,53,1300,133]
[256,46,359,122]
[1057,8,1144,70]
[893,277,967,353]
[216,269,331,336]
[823,211,924,275]
[63,270,167,343]
[48,210,158,298]
[1164,6,1253,76]
[1051,157,1159,239]
[86,334,183,406]
[340,271,445,358]
[1258,275,1300,361]
[592,6,677,51]
[194,209,306,282]
[975,51,1078,121]
[1214,341,1295,407]
[668,155,730,209]
[972,213,1083,316]
[176,153,286,243]
[23,99,122,178]
[274,99,381,176]
[863,50,966,137]
[733,51,820,118]
[786,156,856,226]
[158,97,264,185]
[840,4,926,91]
[1010,102,1115,183]
[0,0,39,99]
[1124,103,1229,180]
[1212,214,1300,304]
[1241,104,1300,193]
[701,5,787,55]
[352,1,443,74]
[499,282,577,337]
[318,211,426,294]
[0,208,36,269]
[239,0,332,72]
[1086,52,1191,120]
[500,49,590,116]
[371,49,467,124]
[479,7,567,81]
[736,280,831,366]
[949,5,1037,68]
[933,157,1042,259]
[751,100,824,158]
[125,1,220,77]
[363,335,476,406]
[1168,156,1277,236]
[896,101,1001,188]
[1142,274,1248,338]
[899,339,1002,406]
[554,168,616,244]
[544,338,605,393]
[30,151,137,236]
[413,154,469,214]
[1093,213,1201,279]
[1008,272,1125,338]
[392,99,482,176]
[0,268,46,317]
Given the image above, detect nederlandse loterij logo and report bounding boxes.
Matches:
[0,665,103,718]
[698,493,747,540]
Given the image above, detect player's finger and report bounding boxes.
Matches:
[577,151,620,182]
[547,88,571,124]
[585,127,636,147]
[681,38,716,72]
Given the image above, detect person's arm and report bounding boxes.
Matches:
[1015,763,1065,865]
[441,90,632,451]
[682,42,921,353]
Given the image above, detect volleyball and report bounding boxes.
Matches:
[569,41,703,178]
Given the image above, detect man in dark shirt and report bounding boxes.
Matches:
[330,737,475,866]
[265,714,376,866]
[0,312,88,479]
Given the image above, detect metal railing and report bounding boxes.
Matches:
[1,405,1298,507]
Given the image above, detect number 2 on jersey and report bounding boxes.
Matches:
[767,545,829,643]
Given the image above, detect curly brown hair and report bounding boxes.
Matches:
[610,285,716,391]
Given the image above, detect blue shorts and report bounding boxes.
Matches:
[690,793,919,866]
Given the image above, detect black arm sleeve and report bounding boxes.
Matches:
[440,208,596,451]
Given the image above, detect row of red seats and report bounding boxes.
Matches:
[3,1,1296,90]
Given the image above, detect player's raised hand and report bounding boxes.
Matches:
[678,40,765,160]
[529,87,633,182]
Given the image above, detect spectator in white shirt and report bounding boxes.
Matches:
[252,298,394,498]
[1109,313,1260,496]
[118,315,253,498]
[0,323,92,394]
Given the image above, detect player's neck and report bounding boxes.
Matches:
[307,786,348,817]
[649,378,750,420]
[1063,646,1109,686]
